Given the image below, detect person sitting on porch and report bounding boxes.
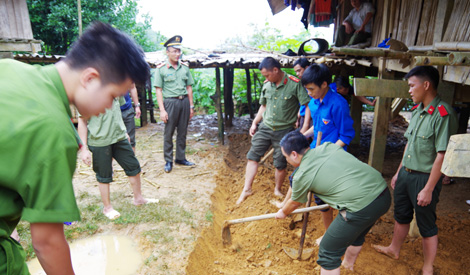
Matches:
[334,0,375,47]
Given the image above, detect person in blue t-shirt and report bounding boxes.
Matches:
[301,65,355,150]
[299,64,355,244]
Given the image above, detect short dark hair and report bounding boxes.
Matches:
[259,57,281,70]
[405,66,439,90]
[335,75,351,89]
[293,58,310,69]
[280,131,310,156]
[301,64,332,87]
[64,21,150,86]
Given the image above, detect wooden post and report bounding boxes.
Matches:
[350,95,362,145]
[215,67,224,144]
[368,59,394,172]
[138,84,147,127]
[245,69,254,119]
[223,68,234,127]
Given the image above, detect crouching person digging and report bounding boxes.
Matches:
[275,131,391,274]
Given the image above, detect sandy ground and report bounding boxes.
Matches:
[71,112,470,274]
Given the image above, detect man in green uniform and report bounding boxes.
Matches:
[154,35,195,173]
[373,66,458,275]
[236,57,311,204]
[0,22,149,274]
[276,131,391,274]
[78,97,158,220]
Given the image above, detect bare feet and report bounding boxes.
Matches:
[372,244,399,260]
[236,189,253,205]
[315,235,323,246]
[422,266,433,275]
[274,188,284,198]
[341,261,354,271]
[269,199,284,208]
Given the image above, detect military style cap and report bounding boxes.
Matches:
[164,35,183,49]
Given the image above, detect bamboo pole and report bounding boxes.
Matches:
[332,47,413,59]
[448,52,470,65]
[434,42,470,51]
[414,56,449,66]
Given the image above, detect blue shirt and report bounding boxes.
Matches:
[120,92,132,111]
[309,88,355,149]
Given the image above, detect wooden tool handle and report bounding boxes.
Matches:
[226,204,330,226]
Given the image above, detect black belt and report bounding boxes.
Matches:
[167,95,187,100]
[404,167,429,175]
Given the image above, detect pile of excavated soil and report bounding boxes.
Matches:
[187,113,470,275]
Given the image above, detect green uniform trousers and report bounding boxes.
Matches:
[163,96,190,162]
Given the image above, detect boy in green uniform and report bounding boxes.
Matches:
[0,22,149,274]
[78,97,158,220]
[236,57,311,204]
[276,131,391,274]
[373,66,458,275]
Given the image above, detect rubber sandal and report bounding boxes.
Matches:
[145,198,159,204]
[103,209,120,220]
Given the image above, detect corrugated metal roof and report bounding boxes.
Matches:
[14,52,372,69]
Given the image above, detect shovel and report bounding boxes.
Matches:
[221,204,329,245]
[283,131,323,260]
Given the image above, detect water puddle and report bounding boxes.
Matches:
[27,235,142,275]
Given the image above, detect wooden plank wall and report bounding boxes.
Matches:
[0,0,33,39]
[416,0,438,46]
[443,0,470,42]
[370,0,447,47]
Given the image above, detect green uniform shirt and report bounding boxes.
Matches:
[87,97,127,147]
[259,73,310,131]
[291,143,387,212]
[0,60,81,274]
[402,96,458,173]
[154,60,194,98]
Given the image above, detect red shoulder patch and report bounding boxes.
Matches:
[438,105,449,117]
[156,63,165,68]
[428,105,435,115]
[289,75,300,83]
[411,104,419,111]
[283,78,288,85]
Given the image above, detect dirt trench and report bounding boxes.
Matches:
[186,113,470,275]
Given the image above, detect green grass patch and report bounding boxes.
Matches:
[205,210,214,222]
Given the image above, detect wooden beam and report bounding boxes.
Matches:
[367,59,394,173]
[350,95,362,145]
[245,69,254,119]
[0,41,41,52]
[390,98,408,119]
[215,67,224,144]
[442,66,470,85]
[354,78,410,98]
[369,97,392,172]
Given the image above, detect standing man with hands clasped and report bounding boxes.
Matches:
[373,66,458,275]
[155,35,195,173]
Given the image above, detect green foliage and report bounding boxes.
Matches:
[191,69,217,114]
[27,0,157,54]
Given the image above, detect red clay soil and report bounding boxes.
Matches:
[186,114,470,275]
